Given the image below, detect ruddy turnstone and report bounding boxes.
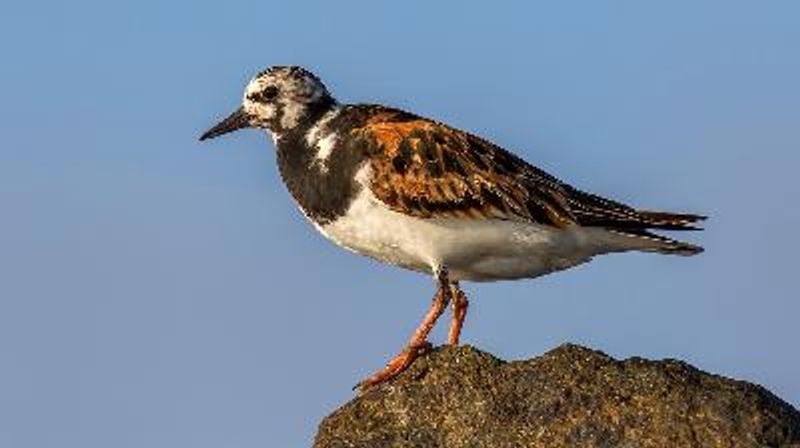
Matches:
[200,66,705,390]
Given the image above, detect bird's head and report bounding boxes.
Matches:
[200,66,336,141]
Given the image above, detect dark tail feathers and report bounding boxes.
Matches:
[610,211,707,256]
[635,210,707,231]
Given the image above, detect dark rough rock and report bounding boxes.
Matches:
[314,344,800,448]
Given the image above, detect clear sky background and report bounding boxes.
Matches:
[2,2,798,447]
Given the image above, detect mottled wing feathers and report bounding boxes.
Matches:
[352,109,576,227]
[350,107,706,233]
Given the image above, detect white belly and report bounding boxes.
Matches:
[314,189,605,282]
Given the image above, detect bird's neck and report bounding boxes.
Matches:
[272,97,338,157]
[271,97,339,173]
[273,102,369,225]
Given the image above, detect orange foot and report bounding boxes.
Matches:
[355,342,432,391]
[355,268,453,392]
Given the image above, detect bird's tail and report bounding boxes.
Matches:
[605,210,707,256]
[635,210,707,231]
[607,228,704,256]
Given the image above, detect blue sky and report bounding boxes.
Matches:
[1,2,798,447]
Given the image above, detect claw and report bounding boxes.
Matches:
[355,342,433,392]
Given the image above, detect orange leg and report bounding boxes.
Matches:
[356,269,452,391]
[447,284,469,345]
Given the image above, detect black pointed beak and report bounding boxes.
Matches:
[199,107,251,141]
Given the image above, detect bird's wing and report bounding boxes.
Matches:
[350,107,706,232]
[350,108,577,227]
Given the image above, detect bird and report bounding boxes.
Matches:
[199,65,705,391]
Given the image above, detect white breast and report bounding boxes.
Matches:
[310,165,605,282]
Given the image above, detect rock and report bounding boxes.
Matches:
[313,344,800,448]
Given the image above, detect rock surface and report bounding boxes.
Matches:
[314,344,800,448]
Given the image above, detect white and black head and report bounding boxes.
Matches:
[200,66,336,141]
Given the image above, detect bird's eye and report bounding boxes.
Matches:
[260,86,279,101]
